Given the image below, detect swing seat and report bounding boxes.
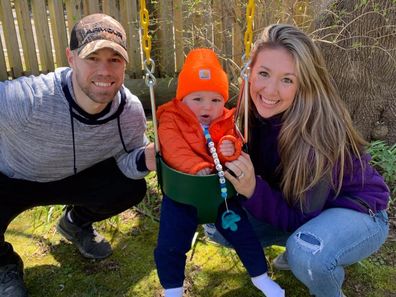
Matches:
[157,156,236,224]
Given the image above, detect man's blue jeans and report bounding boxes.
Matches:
[205,207,389,297]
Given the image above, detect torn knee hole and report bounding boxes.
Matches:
[294,232,322,254]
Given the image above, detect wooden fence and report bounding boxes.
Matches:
[0,0,314,106]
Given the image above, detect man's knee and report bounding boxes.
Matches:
[82,178,147,217]
[112,178,147,208]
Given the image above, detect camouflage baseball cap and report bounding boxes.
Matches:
[69,13,129,62]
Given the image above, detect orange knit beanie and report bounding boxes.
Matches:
[176,48,229,101]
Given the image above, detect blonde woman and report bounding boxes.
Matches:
[205,24,389,297]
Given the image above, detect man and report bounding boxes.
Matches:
[0,13,155,297]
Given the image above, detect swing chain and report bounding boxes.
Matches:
[139,0,159,152]
[239,0,255,145]
[140,0,156,87]
[140,0,152,65]
[241,0,254,79]
[144,58,156,87]
[240,54,251,80]
[243,0,255,60]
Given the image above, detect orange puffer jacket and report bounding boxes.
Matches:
[157,98,242,174]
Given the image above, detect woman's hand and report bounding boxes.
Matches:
[224,151,256,198]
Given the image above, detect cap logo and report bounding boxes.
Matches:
[80,26,125,49]
[85,27,123,40]
[199,69,211,80]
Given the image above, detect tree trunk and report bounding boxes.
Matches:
[312,0,396,144]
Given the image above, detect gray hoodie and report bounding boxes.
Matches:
[0,68,149,182]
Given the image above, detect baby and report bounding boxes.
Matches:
[154,48,285,297]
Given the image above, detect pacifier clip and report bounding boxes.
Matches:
[203,127,241,231]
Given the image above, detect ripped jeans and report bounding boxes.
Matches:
[205,208,389,297]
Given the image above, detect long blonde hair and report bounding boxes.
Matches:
[248,24,367,205]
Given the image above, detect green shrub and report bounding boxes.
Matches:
[367,140,396,204]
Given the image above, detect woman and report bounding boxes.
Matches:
[205,24,389,297]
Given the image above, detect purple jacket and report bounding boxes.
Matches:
[242,114,390,232]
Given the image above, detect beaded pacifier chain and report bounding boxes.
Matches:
[203,127,241,231]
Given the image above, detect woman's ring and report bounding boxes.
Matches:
[237,172,245,180]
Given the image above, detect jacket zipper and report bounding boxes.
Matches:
[346,196,376,220]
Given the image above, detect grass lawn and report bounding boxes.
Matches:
[6,196,396,297]
[5,123,396,296]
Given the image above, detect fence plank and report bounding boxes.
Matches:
[0,37,8,80]
[158,1,175,75]
[85,0,100,14]
[221,1,234,58]
[213,0,224,53]
[120,0,141,78]
[31,0,54,73]
[173,0,183,72]
[48,0,69,67]
[232,1,242,64]
[0,0,23,77]
[201,0,213,48]
[103,0,119,20]
[192,1,204,48]
[14,0,39,76]
[65,0,82,33]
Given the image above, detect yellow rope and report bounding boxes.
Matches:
[244,0,255,59]
[139,0,152,64]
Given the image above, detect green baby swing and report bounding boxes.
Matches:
[139,0,255,225]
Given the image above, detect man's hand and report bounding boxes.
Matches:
[144,143,156,171]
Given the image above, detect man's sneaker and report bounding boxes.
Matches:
[272,252,291,270]
[56,213,112,259]
[0,260,28,297]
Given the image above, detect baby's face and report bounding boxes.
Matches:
[182,91,225,126]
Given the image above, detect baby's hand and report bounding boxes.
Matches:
[219,140,235,157]
[196,168,212,176]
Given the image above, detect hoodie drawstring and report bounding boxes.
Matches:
[69,105,77,175]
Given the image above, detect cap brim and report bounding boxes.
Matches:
[78,40,129,63]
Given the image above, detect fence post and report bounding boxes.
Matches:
[120,0,141,78]
[31,0,54,73]
[0,37,7,80]
[102,0,119,20]
[65,0,82,33]
[158,1,175,76]
[14,0,39,76]
[84,0,100,14]
[0,0,23,77]
[213,0,224,53]
[48,0,68,67]
[232,1,242,64]
[173,0,183,73]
